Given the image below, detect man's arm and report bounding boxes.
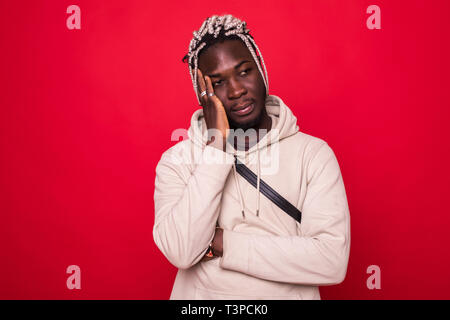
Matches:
[153,144,234,269]
[153,69,233,269]
[218,142,351,285]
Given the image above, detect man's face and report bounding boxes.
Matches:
[198,40,267,130]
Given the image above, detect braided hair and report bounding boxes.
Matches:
[182,14,269,105]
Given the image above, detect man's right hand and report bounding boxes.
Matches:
[197,69,230,150]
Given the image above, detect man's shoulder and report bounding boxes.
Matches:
[287,130,329,155]
[291,131,344,172]
[158,138,193,161]
[294,132,343,174]
[161,138,192,155]
[156,138,202,172]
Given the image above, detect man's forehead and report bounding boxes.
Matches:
[199,40,253,74]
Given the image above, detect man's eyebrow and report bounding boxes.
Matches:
[207,60,252,78]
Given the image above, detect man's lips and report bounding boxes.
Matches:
[232,102,255,116]
[232,100,253,112]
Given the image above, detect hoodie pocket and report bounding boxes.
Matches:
[194,286,302,300]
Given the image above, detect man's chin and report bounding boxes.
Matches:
[229,112,263,131]
[230,119,257,131]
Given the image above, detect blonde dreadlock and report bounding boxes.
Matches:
[182,14,269,105]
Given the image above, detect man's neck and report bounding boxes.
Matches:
[231,114,272,151]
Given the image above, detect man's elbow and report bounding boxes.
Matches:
[331,264,348,285]
[153,229,199,270]
[324,234,350,285]
[326,254,349,285]
[155,247,198,270]
[164,256,195,270]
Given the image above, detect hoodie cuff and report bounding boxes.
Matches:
[219,230,250,274]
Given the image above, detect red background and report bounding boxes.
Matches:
[1,0,449,299]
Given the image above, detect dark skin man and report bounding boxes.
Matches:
[195,39,272,261]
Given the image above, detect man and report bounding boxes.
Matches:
[153,14,350,300]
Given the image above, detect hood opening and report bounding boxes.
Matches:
[188,94,300,220]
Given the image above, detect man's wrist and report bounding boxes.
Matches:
[212,228,224,257]
[205,243,214,258]
[204,227,224,258]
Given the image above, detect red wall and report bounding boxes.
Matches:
[1,0,449,299]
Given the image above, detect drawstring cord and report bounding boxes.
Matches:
[232,155,246,219]
[232,148,262,220]
[256,146,261,217]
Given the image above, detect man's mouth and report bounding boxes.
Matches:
[232,102,254,116]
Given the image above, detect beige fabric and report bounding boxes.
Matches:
[153,95,351,300]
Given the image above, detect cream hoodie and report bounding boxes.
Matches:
[153,95,351,300]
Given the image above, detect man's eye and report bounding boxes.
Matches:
[240,68,251,76]
[213,80,222,87]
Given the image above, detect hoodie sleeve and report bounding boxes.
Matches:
[219,142,351,286]
[153,143,235,269]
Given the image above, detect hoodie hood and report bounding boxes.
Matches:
[187,94,300,220]
[188,94,299,155]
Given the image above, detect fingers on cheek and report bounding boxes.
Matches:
[204,76,210,88]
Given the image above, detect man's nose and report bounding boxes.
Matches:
[227,78,247,100]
